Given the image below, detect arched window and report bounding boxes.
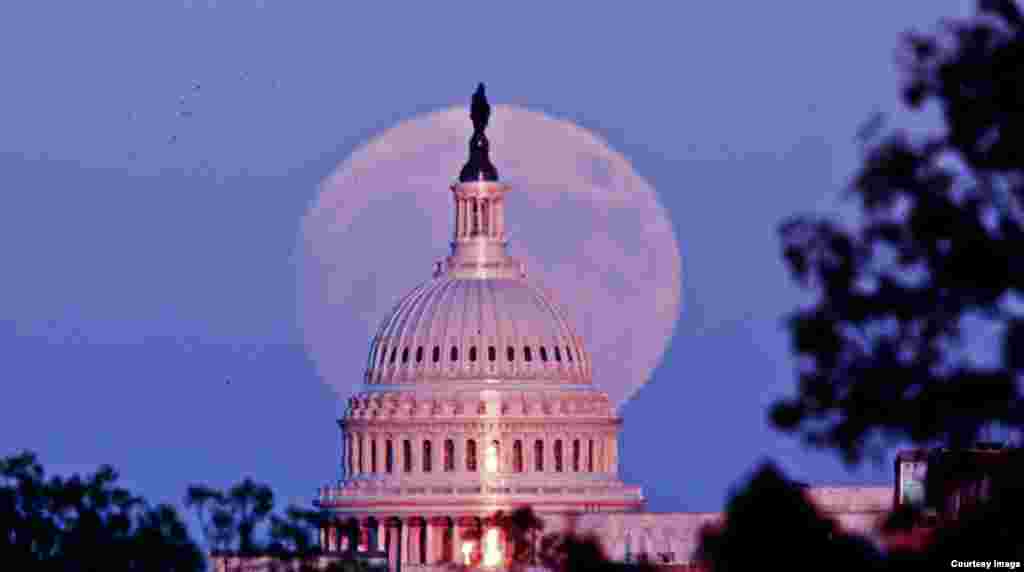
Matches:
[469,346,477,362]
[371,439,378,473]
[444,439,455,472]
[507,346,515,361]
[534,440,544,472]
[466,439,477,472]
[450,346,458,362]
[403,440,412,473]
[416,347,423,363]
[566,346,573,362]
[572,439,580,472]
[389,347,397,363]
[401,347,409,363]
[524,346,533,362]
[554,346,562,362]
[357,435,365,474]
[513,440,523,473]
[433,346,440,363]
[488,346,496,361]
[482,200,490,235]
[540,346,548,362]
[379,346,388,365]
[554,439,563,473]
[386,440,394,474]
[471,200,479,236]
[587,440,594,473]
[423,440,432,473]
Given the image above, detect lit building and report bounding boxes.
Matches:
[308,86,896,570]
[314,85,643,570]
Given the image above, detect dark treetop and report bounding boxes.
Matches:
[460,82,499,182]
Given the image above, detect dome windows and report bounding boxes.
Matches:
[534,440,544,472]
[444,439,455,472]
[507,346,515,361]
[554,346,562,362]
[540,346,548,362]
[488,346,496,362]
[450,346,459,362]
[523,346,533,362]
[469,346,477,362]
[433,346,440,363]
[423,440,432,473]
[379,346,388,365]
[401,347,409,363]
[403,440,412,473]
[389,347,397,364]
[416,346,424,363]
[566,346,573,362]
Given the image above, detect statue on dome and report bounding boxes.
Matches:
[460,82,499,182]
[470,83,490,134]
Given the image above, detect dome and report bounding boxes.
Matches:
[365,275,591,385]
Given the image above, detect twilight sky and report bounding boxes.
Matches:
[0,1,972,514]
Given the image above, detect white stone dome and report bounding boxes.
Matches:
[365,275,591,385]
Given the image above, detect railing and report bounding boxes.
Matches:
[315,484,643,505]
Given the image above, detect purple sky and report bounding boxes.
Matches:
[0,1,971,516]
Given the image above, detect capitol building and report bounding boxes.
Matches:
[309,86,893,571]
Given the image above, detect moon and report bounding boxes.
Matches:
[298,104,681,409]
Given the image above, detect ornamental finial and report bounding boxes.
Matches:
[459,83,499,182]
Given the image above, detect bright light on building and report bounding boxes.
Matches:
[461,541,474,566]
[483,528,503,568]
[485,443,499,473]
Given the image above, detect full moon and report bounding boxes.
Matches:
[298,104,681,409]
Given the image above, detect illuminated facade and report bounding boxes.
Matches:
[313,86,643,570]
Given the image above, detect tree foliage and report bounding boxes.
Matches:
[771,0,1024,463]
[0,450,204,572]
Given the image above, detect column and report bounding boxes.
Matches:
[377,519,386,552]
[459,198,468,237]
[546,436,556,475]
[455,435,464,474]
[386,518,401,572]
[452,516,464,565]
[406,516,424,565]
[396,436,405,476]
[455,198,462,239]
[426,517,443,564]
[489,199,497,238]
[611,435,619,474]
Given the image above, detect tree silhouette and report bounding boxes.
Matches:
[696,462,883,572]
[0,450,204,572]
[771,0,1024,464]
